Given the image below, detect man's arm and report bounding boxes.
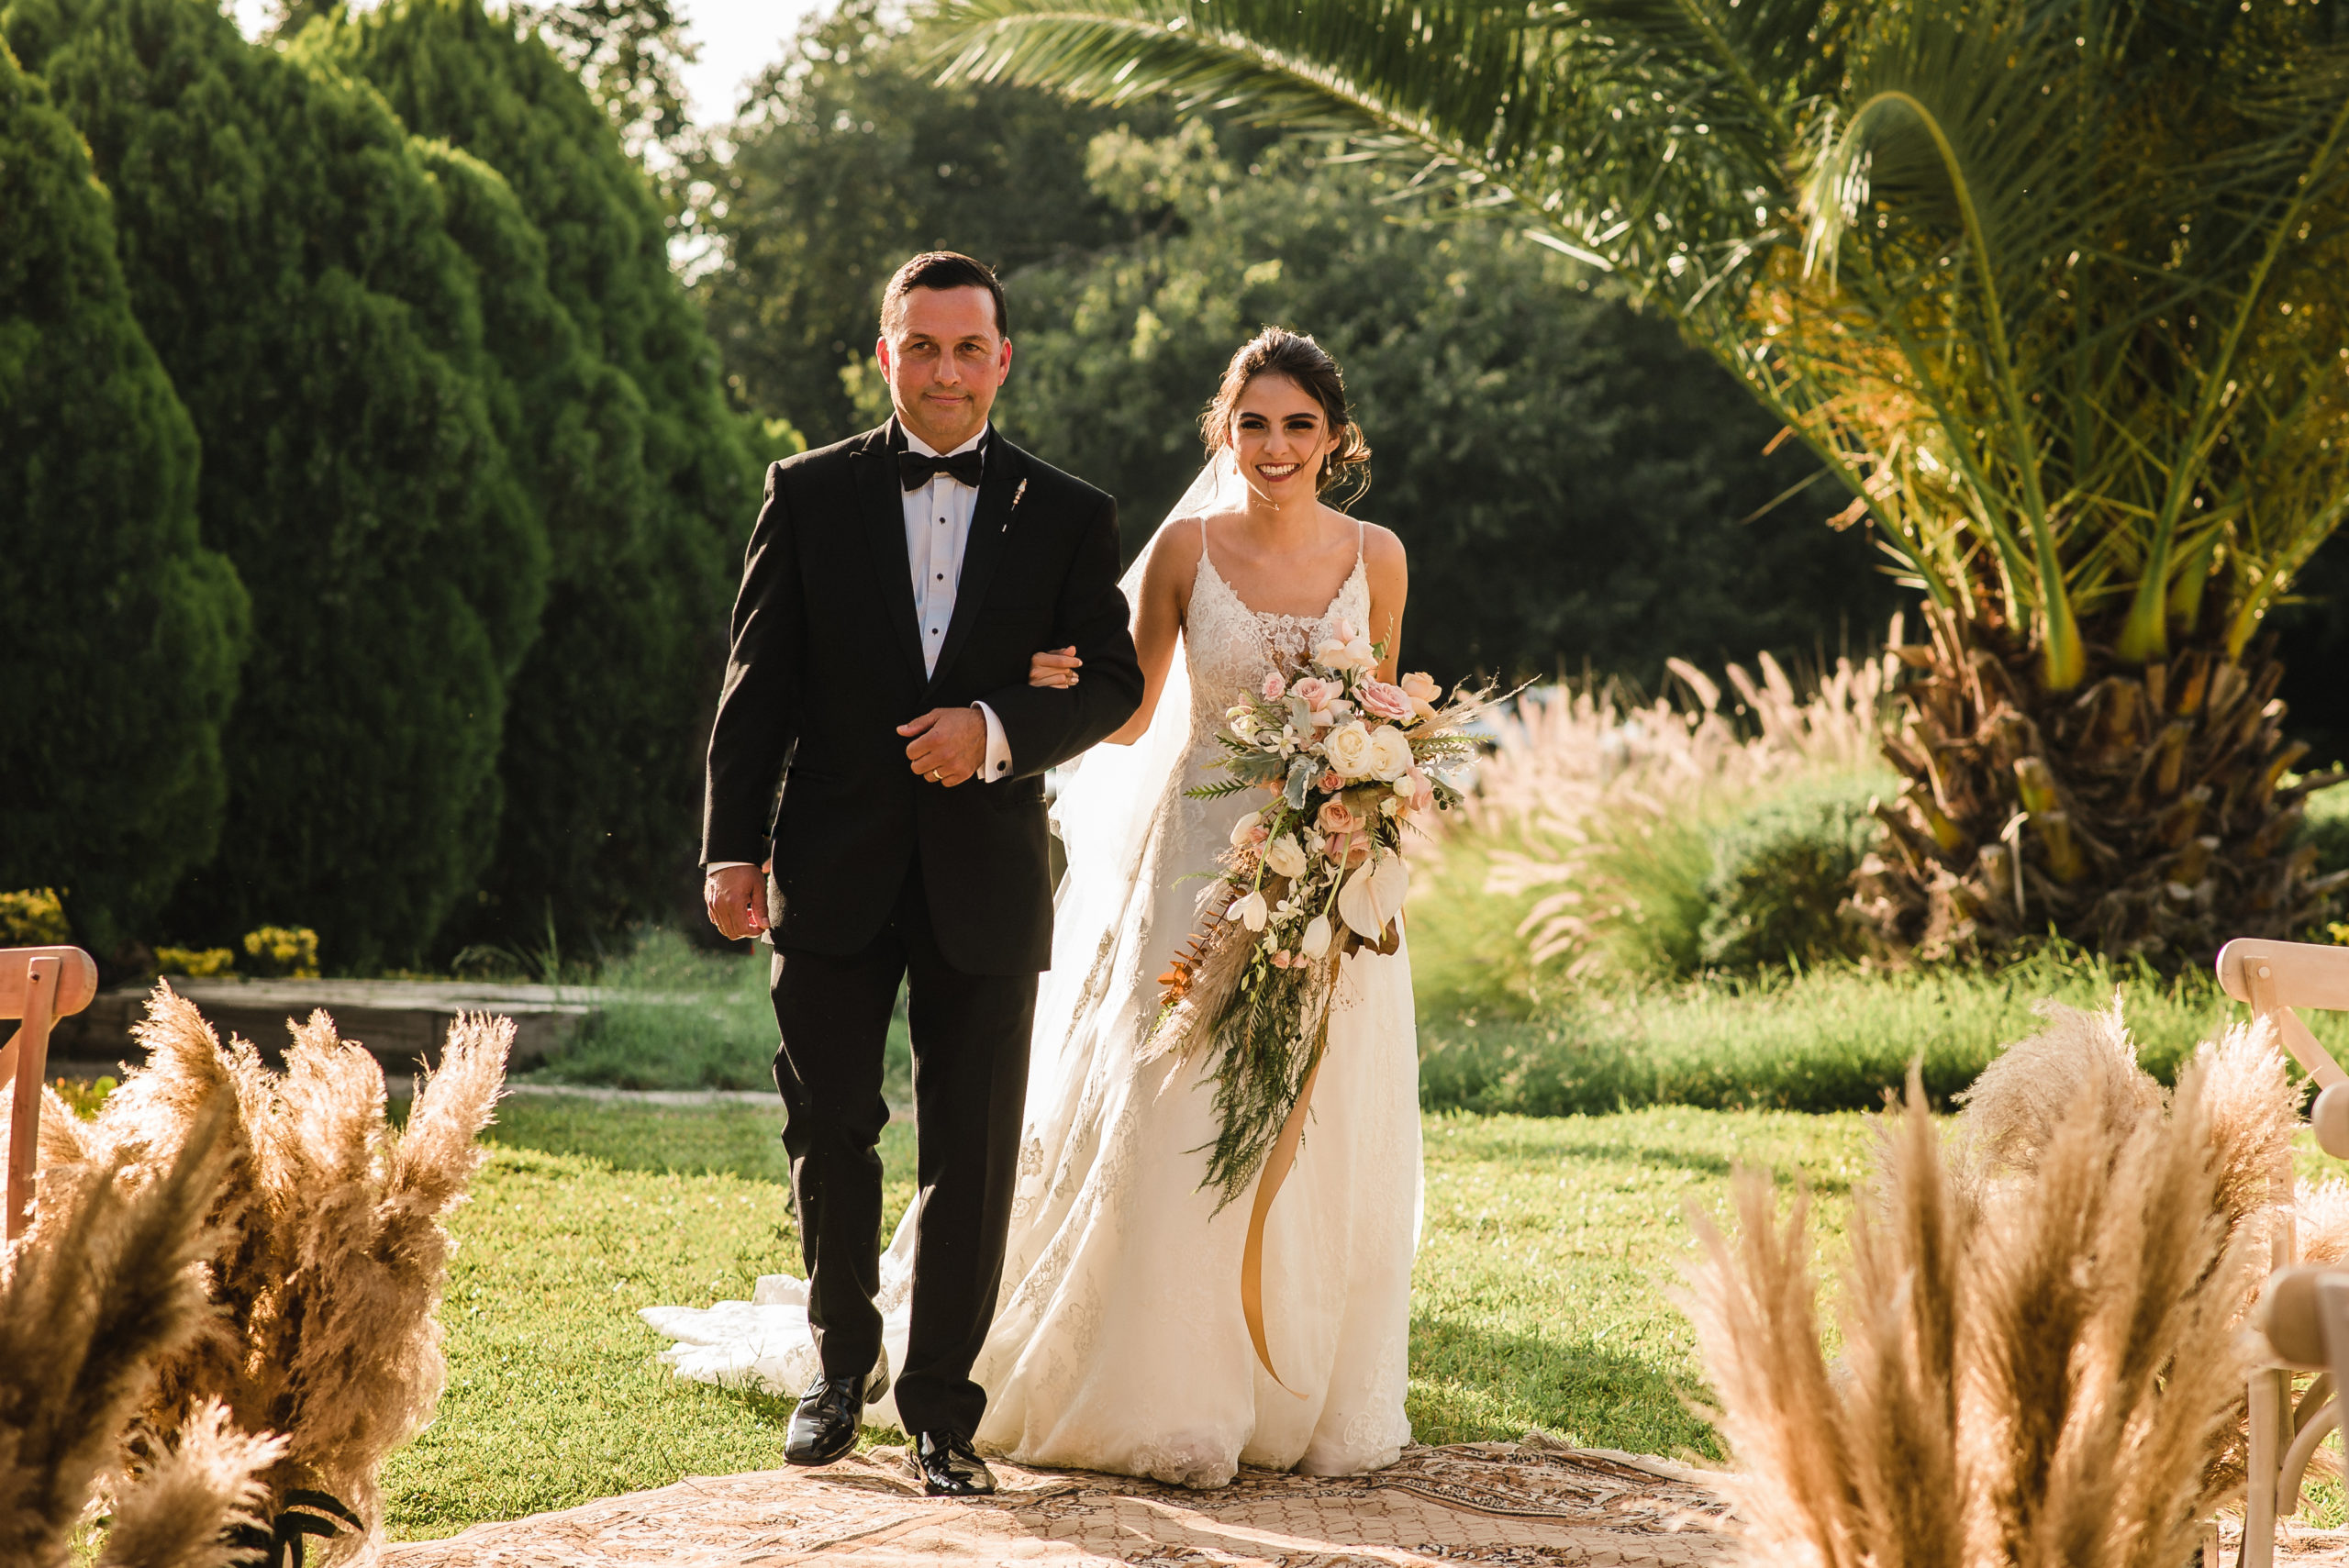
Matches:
[702,464,804,867]
[979,495,1143,777]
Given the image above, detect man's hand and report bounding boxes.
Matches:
[899,706,986,786]
[704,862,769,941]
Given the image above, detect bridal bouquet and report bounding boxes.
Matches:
[1149,620,1483,1207]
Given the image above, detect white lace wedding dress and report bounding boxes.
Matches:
[645,492,1422,1489]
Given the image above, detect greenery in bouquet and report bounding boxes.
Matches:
[1151,621,1483,1206]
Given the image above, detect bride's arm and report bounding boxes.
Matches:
[1102,524,1202,746]
[1362,522,1409,683]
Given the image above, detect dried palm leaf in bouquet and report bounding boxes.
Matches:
[49,986,508,1563]
[0,1089,276,1568]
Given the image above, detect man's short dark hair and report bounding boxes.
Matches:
[881,251,1009,340]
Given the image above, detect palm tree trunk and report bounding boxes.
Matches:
[1854,607,2349,962]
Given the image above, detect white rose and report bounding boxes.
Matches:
[1364,726,1414,782]
[1232,889,1270,931]
[1298,913,1332,960]
[1264,835,1308,879]
[1323,720,1375,778]
[1229,808,1262,849]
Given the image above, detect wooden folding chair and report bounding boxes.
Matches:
[0,945,99,1241]
[2217,939,2349,1568]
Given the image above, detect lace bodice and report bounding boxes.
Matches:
[1182,523,1373,743]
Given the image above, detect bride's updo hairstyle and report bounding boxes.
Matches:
[1199,327,1373,506]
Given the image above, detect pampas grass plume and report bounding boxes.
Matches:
[1687,1005,2280,1568]
[0,1095,237,1568]
[98,1400,284,1568]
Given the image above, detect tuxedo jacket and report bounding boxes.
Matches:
[702,421,1144,975]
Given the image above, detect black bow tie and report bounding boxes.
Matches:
[898,446,985,492]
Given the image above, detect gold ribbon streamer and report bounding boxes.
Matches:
[1241,1022,1329,1397]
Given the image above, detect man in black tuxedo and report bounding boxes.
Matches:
[701,252,1141,1496]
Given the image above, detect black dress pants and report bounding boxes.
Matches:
[768,862,1037,1440]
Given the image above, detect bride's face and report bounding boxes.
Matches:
[1229,374,1340,505]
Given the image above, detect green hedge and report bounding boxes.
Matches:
[0,37,248,955]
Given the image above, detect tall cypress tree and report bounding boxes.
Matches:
[0,38,247,959]
[4,0,550,970]
[321,0,756,957]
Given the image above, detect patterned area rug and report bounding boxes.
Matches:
[376,1438,1732,1566]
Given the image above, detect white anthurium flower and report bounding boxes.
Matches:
[1264,835,1308,880]
[1233,889,1270,931]
[1364,726,1414,781]
[1336,869,1384,941]
[1229,808,1261,849]
[1335,851,1412,943]
[1369,851,1409,926]
[1298,914,1333,960]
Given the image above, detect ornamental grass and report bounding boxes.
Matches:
[39,984,507,1562]
[1686,1001,2296,1566]
[1467,643,1896,979]
[0,1088,277,1568]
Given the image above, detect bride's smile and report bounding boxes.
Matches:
[1231,376,1342,507]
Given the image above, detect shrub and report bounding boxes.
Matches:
[153,948,234,979]
[8,0,552,971]
[0,41,247,959]
[1697,775,1884,972]
[323,0,758,960]
[0,889,72,947]
[1465,651,1895,984]
[239,928,319,980]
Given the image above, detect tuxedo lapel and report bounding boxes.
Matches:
[926,438,1025,695]
[853,424,928,688]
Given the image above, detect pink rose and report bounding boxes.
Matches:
[1317,797,1362,835]
[1261,672,1287,701]
[1358,680,1413,722]
[1291,676,1340,716]
[1331,617,1357,643]
[1319,769,1345,793]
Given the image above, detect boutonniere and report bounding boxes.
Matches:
[1011,478,1029,512]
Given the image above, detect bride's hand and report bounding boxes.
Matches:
[1029,646,1082,688]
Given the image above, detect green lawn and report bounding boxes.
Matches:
[382,1095,1876,1540]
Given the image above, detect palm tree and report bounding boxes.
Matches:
[938,0,2349,961]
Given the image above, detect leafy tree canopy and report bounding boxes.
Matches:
[834,122,1898,687]
[320,0,760,960]
[6,0,550,970]
[0,37,248,958]
[695,0,1178,442]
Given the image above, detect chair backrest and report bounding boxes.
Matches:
[1,945,99,1240]
[2219,939,2349,1090]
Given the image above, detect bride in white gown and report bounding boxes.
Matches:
[646,327,1424,1488]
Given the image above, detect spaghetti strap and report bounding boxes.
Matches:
[1354,517,1365,567]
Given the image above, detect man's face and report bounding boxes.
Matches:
[876,285,1012,451]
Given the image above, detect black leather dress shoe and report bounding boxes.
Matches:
[783,1373,868,1466]
[909,1430,996,1496]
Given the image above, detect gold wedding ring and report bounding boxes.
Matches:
[930,769,942,781]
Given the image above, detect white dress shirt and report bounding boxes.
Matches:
[905,425,1014,782]
[706,424,1014,878]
